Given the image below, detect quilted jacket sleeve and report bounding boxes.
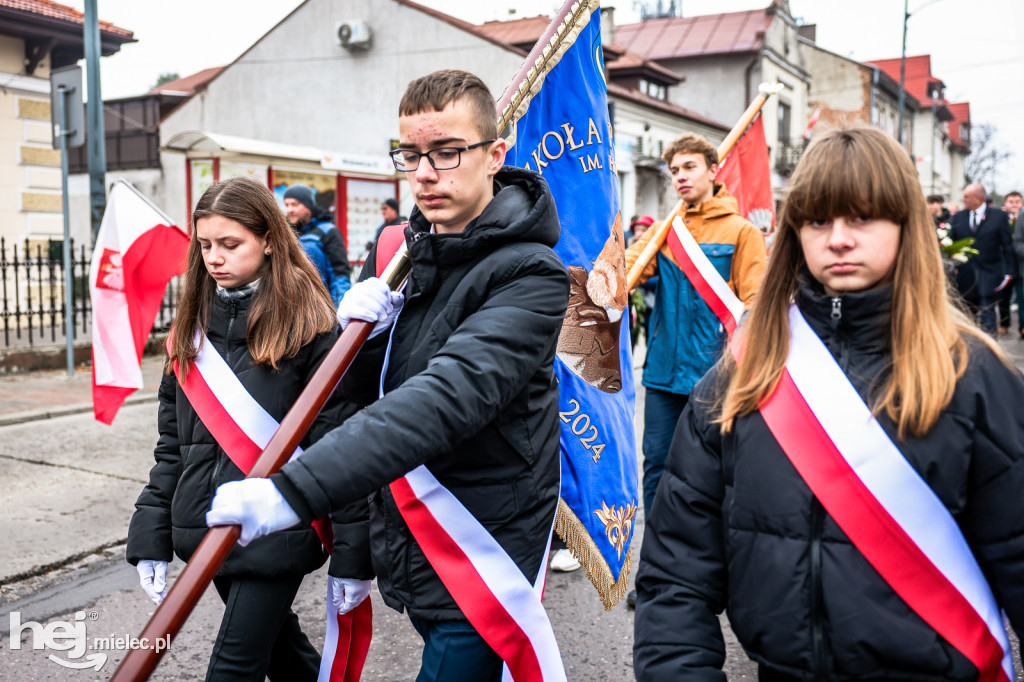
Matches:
[126,367,182,565]
[958,345,1024,640]
[633,369,729,681]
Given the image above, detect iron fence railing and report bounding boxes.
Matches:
[775,139,809,177]
[0,237,181,349]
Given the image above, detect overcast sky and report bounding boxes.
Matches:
[65,0,1024,192]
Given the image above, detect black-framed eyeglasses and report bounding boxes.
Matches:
[390,140,495,172]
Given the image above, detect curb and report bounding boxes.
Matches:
[0,391,159,428]
[0,333,170,377]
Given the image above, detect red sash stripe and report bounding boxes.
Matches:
[664,219,740,336]
[389,476,546,681]
[324,599,372,682]
[172,356,263,475]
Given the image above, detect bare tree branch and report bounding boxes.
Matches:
[965,123,1013,189]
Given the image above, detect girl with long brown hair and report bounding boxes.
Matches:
[126,177,362,680]
[634,127,1024,680]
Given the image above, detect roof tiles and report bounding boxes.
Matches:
[614,9,773,60]
[0,0,133,38]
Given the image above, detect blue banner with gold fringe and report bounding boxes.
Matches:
[504,0,638,608]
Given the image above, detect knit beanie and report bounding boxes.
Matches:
[284,185,317,214]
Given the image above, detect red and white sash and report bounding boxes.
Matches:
[372,233,565,680]
[171,332,302,473]
[389,471,561,681]
[170,332,371,682]
[664,215,744,336]
[754,306,1013,681]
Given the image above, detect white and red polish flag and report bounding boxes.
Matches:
[90,179,189,424]
[716,113,775,237]
[803,105,823,140]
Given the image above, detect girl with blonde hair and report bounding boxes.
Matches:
[634,127,1024,680]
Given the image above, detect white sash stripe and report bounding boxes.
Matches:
[785,306,1013,679]
[317,585,341,682]
[501,474,558,682]
[404,466,565,681]
[670,216,744,323]
[192,331,302,461]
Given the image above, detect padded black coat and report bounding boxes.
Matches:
[273,166,569,620]
[126,290,364,579]
[634,276,1024,680]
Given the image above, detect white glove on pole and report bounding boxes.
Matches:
[137,559,168,605]
[336,278,404,339]
[206,479,301,546]
[329,576,373,614]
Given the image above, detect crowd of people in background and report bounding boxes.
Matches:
[927,187,1024,336]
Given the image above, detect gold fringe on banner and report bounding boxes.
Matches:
[555,498,634,610]
[498,0,600,148]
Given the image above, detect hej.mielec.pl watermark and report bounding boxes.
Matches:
[9,610,171,671]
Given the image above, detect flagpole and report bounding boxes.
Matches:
[496,0,585,133]
[625,82,782,293]
[109,246,411,682]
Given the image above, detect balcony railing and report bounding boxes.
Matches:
[775,139,809,177]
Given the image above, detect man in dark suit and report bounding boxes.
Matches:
[950,183,1013,334]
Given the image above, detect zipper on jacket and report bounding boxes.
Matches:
[829,296,852,371]
[810,498,829,676]
[225,300,239,365]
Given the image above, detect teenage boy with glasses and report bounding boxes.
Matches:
[207,69,570,681]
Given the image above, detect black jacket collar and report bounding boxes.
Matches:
[795,269,892,355]
[403,165,559,294]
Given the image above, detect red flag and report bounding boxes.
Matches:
[717,114,775,236]
[90,180,189,424]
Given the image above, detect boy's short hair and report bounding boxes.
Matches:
[926,194,945,204]
[1006,190,1023,200]
[399,69,498,141]
[662,134,718,170]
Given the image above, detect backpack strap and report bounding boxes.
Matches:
[375,223,407,275]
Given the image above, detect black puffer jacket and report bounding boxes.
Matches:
[634,275,1024,680]
[127,288,359,579]
[274,166,569,619]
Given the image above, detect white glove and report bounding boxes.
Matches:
[206,479,301,546]
[329,576,372,615]
[336,278,404,338]
[137,559,168,605]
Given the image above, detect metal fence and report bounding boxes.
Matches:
[0,237,181,349]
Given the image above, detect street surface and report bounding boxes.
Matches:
[3,336,1024,680]
[0,356,758,680]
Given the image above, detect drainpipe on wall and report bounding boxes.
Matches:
[869,67,878,128]
[744,54,759,110]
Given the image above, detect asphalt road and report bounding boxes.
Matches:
[9,332,1024,681]
[0,378,759,680]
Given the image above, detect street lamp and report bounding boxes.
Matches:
[897,0,945,147]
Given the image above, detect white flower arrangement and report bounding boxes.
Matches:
[936,223,978,264]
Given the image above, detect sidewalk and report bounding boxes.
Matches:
[0,354,166,426]
[1,324,1023,428]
